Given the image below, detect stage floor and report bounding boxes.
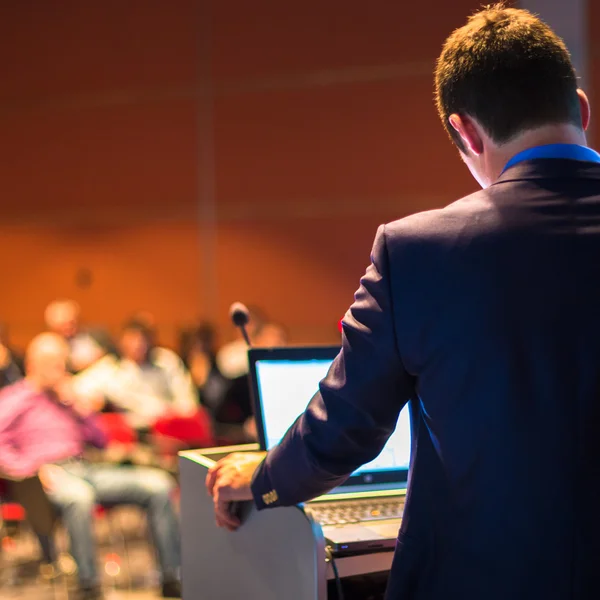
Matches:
[0,585,163,599]
[0,508,175,600]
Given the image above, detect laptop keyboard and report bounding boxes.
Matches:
[309,497,405,526]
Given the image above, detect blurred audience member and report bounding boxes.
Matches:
[130,310,158,338]
[216,306,267,379]
[255,323,288,348]
[179,322,229,417]
[131,310,156,329]
[104,319,198,432]
[71,334,118,409]
[216,308,287,380]
[0,322,24,373]
[44,300,105,372]
[180,321,218,364]
[0,324,23,388]
[0,333,181,599]
[0,347,22,389]
[215,319,288,442]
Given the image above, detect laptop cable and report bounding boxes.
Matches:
[325,545,345,600]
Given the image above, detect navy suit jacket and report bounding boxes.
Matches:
[251,158,600,599]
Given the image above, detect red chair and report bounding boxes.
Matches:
[150,409,215,471]
[152,409,215,449]
[0,480,26,548]
[0,485,26,587]
[1,502,25,522]
[95,413,137,447]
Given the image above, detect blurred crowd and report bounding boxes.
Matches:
[0,299,288,599]
[1,299,288,445]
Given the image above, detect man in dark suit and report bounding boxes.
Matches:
[207,7,600,599]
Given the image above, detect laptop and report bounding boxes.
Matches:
[249,346,412,555]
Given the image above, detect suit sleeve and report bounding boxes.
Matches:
[251,225,415,509]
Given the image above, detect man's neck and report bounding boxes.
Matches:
[488,124,588,182]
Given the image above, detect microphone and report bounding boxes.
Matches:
[229,302,251,347]
[227,301,253,523]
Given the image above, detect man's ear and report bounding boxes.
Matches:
[449,114,484,155]
[577,89,591,131]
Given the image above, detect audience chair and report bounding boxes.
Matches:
[151,409,215,471]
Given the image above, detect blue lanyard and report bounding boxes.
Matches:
[503,144,600,172]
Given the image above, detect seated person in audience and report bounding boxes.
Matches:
[104,319,199,433]
[216,321,288,441]
[216,307,287,379]
[0,336,23,389]
[44,299,106,373]
[0,322,24,372]
[0,333,181,599]
[71,333,119,400]
[179,322,229,418]
[255,323,289,348]
[131,309,157,329]
[216,306,268,380]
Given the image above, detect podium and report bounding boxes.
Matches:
[179,445,395,600]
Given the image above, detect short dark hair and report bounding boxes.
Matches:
[435,4,582,151]
[121,318,155,345]
[179,321,218,366]
[119,318,156,363]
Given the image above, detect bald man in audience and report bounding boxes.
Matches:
[44,300,105,372]
[0,333,181,600]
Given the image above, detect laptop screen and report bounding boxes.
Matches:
[249,346,412,491]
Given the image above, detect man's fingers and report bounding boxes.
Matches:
[207,453,258,530]
[214,488,241,531]
[206,459,235,495]
[219,508,241,531]
[215,511,239,532]
[205,463,221,496]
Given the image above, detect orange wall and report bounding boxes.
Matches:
[0,1,483,350]
[0,223,203,346]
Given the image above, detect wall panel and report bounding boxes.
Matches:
[0,1,488,348]
[0,223,203,349]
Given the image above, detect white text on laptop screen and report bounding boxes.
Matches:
[255,359,411,474]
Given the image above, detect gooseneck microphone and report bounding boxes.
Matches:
[229,302,251,347]
[227,301,253,522]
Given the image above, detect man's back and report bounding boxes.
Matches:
[206,7,600,599]
[384,158,600,599]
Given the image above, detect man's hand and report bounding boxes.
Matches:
[53,378,77,407]
[55,378,102,416]
[205,452,265,531]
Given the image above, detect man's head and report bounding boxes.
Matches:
[44,300,80,339]
[25,333,69,390]
[119,319,155,364]
[435,5,590,187]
